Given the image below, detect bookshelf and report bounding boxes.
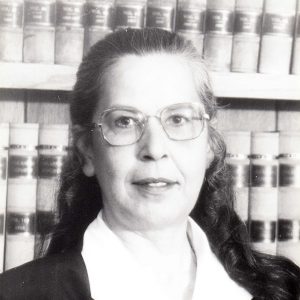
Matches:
[0,63,77,91]
[1,62,300,101]
[0,0,299,283]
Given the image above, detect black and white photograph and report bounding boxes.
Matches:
[0,0,300,299]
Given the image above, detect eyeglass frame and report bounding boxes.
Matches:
[88,102,210,146]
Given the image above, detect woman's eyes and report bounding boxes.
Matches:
[166,115,190,126]
[114,116,138,128]
[112,113,194,128]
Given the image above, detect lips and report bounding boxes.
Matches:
[132,177,178,187]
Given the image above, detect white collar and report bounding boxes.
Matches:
[82,211,252,300]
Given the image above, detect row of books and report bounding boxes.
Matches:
[0,0,299,74]
[0,123,69,273]
[223,131,300,267]
[1,125,299,273]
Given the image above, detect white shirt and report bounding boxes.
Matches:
[82,212,253,300]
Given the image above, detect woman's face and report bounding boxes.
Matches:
[85,53,211,230]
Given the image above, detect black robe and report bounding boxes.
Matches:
[0,250,92,300]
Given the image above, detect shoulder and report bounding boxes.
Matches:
[0,251,91,300]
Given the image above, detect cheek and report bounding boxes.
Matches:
[177,139,208,193]
[92,145,134,194]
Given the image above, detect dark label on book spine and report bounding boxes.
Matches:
[176,8,205,33]
[115,5,144,28]
[228,164,249,188]
[37,145,68,151]
[0,214,4,234]
[250,220,276,242]
[8,155,38,178]
[24,1,55,26]
[86,3,114,28]
[38,155,66,178]
[205,10,234,34]
[263,14,295,37]
[146,6,174,30]
[251,165,277,187]
[279,164,300,187]
[0,2,23,27]
[0,157,7,180]
[278,219,300,241]
[56,2,84,27]
[36,210,57,234]
[6,212,35,234]
[234,11,262,34]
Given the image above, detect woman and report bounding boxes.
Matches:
[1,28,300,300]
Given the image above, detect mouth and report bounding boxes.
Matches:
[132,177,178,188]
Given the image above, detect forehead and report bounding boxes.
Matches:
[98,53,203,113]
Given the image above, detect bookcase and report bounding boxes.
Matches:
[1,3,300,294]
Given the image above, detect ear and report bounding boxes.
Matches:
[76,131,95,177]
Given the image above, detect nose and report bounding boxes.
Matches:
[137,117,169,161]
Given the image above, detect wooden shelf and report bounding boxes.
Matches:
[0,62,77,91]
[210,72,300,101]
[0,62,300,101]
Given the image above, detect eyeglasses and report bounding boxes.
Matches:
[90,102,210,146]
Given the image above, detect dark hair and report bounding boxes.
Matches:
[47,28,300,299]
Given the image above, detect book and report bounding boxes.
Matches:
[259,0,297,74]
[23,0,55,63]
[0,90,25,124]
[277,131,300,267]
[114,0,146,29]
[55,0,85,66]
[231,0,264,73]
[176,0,206,54]
[203,0,235,72]
[145,0,176,31]
[0,0,23,62]
[223,131,251,224]
[84,0,115,55]
[249,132,279,255]
[291,0,300,74]
[0,124,9,273]
[4,123,39,271]
[35,124,69,258]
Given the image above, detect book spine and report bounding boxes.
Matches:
[175,0,206,54]
[259,0,297,74]
[203,0,235,72]
[0,0,24,62]
[23,0,55,63]
[114,0,146,30]
[84,0,115,55]
[291,0,300,74]
[223,131,251,224]
[231,0,263,73]
[249,132,279,255]
[145,0,176,31]
[5,123,39,271]
[0,124,9,273]
[277,131,300,267]
[35,124,69,258]
[55,0,85,65]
